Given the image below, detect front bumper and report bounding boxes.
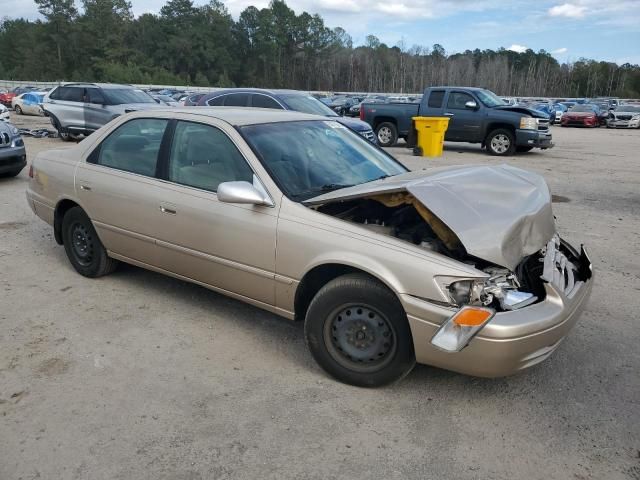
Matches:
[608,119,640,128]
[0,144,27,174]
[401,244,593,377]
[515,129,554,149]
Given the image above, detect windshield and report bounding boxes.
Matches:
[241,120,407,201]
[571,105,596,112]
[476,90,506,107]
[281,94,338,117]
[103,88,156,105]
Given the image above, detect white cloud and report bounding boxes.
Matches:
[548,3,587,18]
[551,47,568,54]
[508,44,529,53]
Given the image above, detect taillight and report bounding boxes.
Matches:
[359,107,364,121]
[28,164,33,178]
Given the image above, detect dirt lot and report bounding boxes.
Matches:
[1,114,639,480]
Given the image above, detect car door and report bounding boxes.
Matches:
[75,117,171,266]
[152,119,278,306]
[443,90,483,141]
[84,87,112,131]
[48,86,86,131]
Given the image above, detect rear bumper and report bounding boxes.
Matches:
[402,244,593,377]
[0,145,26,174]
[515,129,554,149]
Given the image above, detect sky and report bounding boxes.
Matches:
[5,0,640,65]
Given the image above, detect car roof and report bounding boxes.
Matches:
[137,107,328,126]
[200,88,309,102]
[56,83,133,89]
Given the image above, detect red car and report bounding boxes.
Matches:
[0,86,36,107]
[561,104,600,127]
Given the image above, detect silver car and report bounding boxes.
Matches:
[43,83,163,141]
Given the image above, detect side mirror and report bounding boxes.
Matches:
[465,100,478,109]
[217,181,273,207]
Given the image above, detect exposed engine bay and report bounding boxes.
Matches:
[314,192,555,312]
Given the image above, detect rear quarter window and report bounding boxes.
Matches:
[427,90,445,108]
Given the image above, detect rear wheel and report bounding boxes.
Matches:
[61,207,118,278]
[375,122,398,147]
[486,128,516,156]
[304,273,415,387]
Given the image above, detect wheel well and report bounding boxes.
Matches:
[54,199,80,245]
[484,123,515,142]
[372,117,397,131]
[294,264,395,321]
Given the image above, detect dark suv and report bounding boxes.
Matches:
[197,89,376,143]
[43,83,163,140]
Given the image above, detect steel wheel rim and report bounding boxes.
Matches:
[70,222,94,266]
[323,304,397,373]
[377,127,392,144]
[491,134,510,153]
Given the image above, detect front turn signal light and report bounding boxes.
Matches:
[431,306,495,352]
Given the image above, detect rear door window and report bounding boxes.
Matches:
[86,88,105,104]
[251,94,283,109]
[207,96,225,106]
[223,94,250,107]
[427,90,445,108]
[91,118,168,177]
[58,86,84,102]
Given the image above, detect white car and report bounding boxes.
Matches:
[11,92,46,116]
[0,104,10,122]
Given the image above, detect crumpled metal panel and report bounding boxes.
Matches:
[306,164,556,270]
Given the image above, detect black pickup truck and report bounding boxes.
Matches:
[360,86,554,155]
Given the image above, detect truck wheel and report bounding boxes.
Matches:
[375,122,398,147]
[62,207,118,278]
[486,129,516,156]
[516,146,533,153]
[304,273,415,387]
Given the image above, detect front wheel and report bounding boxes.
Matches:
[304,273,415,387]
[375,122,398,147]
[61,207,118,278]
[486,128,516,156]
[14,105,22,115]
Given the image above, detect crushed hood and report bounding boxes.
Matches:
[493,105,549,119]
[305,164,556,270]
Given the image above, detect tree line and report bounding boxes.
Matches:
[1,0,639,98]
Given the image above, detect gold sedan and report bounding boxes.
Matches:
[26,108,593,386]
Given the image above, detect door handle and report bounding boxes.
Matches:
[79,185,91,191]
[160,205,177,215]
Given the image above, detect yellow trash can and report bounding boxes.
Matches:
[412,116,450,157]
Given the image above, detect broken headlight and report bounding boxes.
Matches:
[436,272,537,311]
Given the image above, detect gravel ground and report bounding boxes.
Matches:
[1,113,639,480]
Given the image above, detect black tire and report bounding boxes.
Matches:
[14,105,22,115]
[486,128,516,156]
[304,273,415,387]
[516,146,533,153]
[375,122,398,147]
[61,206,118,278]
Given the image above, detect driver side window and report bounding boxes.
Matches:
[447,92,474,110]
[168,121,253,193]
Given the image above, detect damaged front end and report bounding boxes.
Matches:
[306,164,592,355]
